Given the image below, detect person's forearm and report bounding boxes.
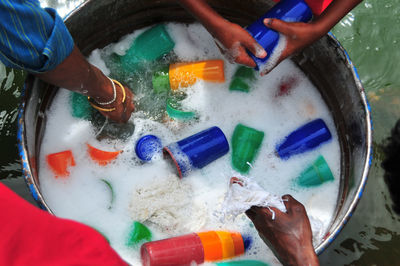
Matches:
[313,0,363,34]
[35,45,113,104]
[177,0,228,36]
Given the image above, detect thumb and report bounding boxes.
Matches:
[264,18,293,35]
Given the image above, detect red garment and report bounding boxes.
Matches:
[0,183,128,266]
[272,0,333,15]
[304,0,333,15]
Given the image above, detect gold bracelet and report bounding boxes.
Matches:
[88,79,127,112]
[89,102,116,112]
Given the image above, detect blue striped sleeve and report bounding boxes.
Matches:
[0,0,74,73]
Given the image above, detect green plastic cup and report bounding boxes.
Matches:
[126,221,152,247]
[70,92,92,120]
[216,260,269,266]
[231,124,265,174]
[229,66,256,92]
[120,24,175,73]
[166,97,196,121]
[152,66,171,93]
[297,155,334,187]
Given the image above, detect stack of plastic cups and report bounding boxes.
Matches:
[163,126,229,178]
[276,118,332,160]
[140,231,251,266]
[229,66,256,93]
[297,155,334,187]
[120,24,175,73]
[152,60,225,93]
[246,0,312,70]
[231,124,265,174]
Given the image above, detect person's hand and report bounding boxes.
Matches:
[260,18,325,75]
[246,195,319,266]
[212,20,267,68]
[96,81,135,124]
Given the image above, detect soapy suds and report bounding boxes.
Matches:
[39,23,340,265]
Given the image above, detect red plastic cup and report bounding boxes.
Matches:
[140,233,204,266]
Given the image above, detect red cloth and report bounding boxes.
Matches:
[0,183,128,266]
[304,0,333,15]
[272,0,333,15]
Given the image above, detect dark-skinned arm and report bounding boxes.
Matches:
[262,0,363,74]
[35,45,134,123]
[246,195,319,266]
[177,0,267,67]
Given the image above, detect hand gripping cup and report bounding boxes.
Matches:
[297,155,334,187]
[246,0,312,70]
[231,124,265,174]
[140,231,250,266]
[276,118,332,160]
[163,126,229,178]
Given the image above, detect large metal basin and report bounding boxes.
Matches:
[17,0,372,255]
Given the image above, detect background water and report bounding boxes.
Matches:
[0,0,399,265]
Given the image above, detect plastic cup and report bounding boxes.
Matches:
[166,97,196,121]
[246,0,312,70]
[87,144,122,165]
[126,221,152,247]
[231,124,265,174]
[152,66,170,93]
[276,118,332,160]
[46,150,76,177]
[229,66,256,92]
[135,135,162,162]
[140,231,247,266]
[70,92,92,119]
[141,233,204,266]
[163,126,229,178]
[297,155,334,187]
[120,24,175,73]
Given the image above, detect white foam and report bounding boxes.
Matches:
[39,22,341,266]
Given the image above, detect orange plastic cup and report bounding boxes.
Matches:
[87,144,122,165]
[215,231,235,260]
[197,231,223,261]
[46,150,76,177]
[169,60,225,90]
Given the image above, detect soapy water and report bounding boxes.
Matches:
[39,23,340,265]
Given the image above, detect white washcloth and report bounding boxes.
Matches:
[221,176,287,221]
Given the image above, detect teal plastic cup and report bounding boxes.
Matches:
[120,24,175,73]
[70,92,92,120]
[231,124,265,174]
[297,155,334,187]
[229,66,256,93]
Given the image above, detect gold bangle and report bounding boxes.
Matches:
[89,101,116,112]
[111,79,126,103]
[87,78,126,113]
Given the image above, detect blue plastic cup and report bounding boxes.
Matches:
[163,126,229,178]
[135,135,163,162]
[276,118,332,159]
[246,0,312,70]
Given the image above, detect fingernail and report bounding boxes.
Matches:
[264,18,272,26]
